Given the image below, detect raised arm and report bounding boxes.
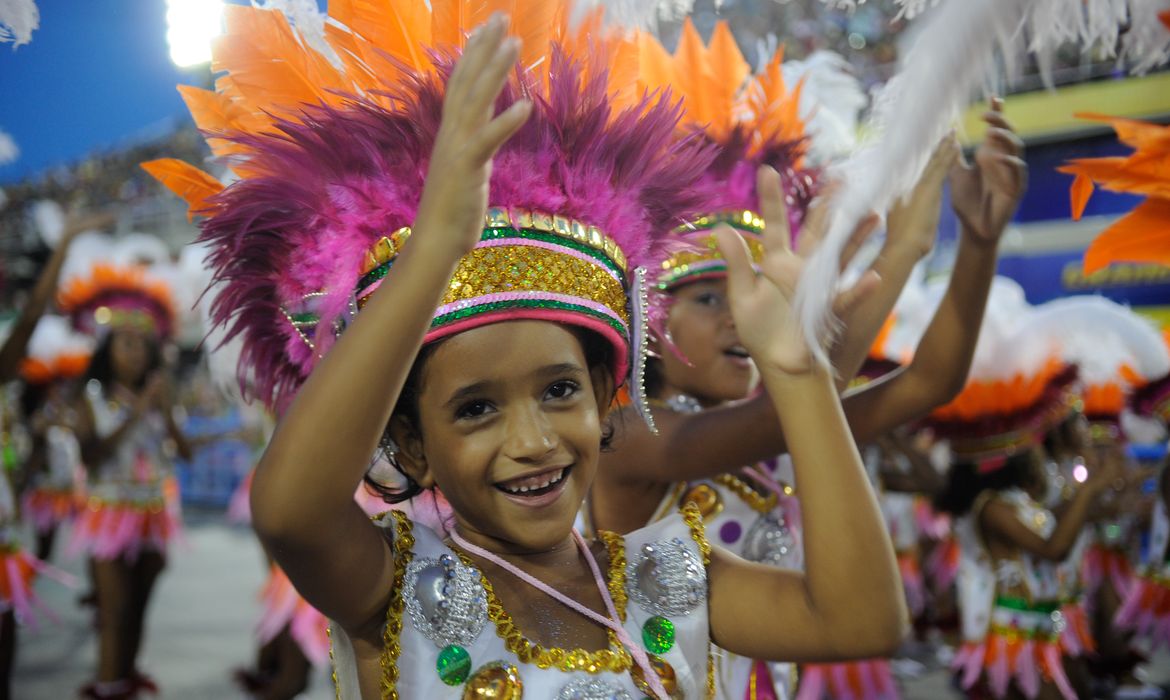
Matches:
[598,136,984,487]
[981,480,1106,562]
[0,210,114,382]
[706,166,906,662]
[249,18,531,630]
[829,136,959,385]
[832,100,1027,437]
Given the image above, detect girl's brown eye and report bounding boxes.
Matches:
[456,400,492,419]
[545,381,579,401]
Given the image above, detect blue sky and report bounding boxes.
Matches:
[0,0,225,184]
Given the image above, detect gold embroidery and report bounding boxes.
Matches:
[380,511,416,699]
[714,474,777,516]
[682,501,712,567]
[453,534,634,674]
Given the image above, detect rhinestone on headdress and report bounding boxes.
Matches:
[626,537,707,618]
[404,553,488,648]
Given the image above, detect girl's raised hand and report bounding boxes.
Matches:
[715,166,880,376]
[413,15,532,257]
[950,97,1027,245]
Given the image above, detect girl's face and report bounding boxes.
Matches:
[393,321,612,554]
[656,279,757,405]
[110,328,151,386]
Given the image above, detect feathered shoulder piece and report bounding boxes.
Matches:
[149,2,715,414]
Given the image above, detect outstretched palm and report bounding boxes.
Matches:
[715,167,879,376]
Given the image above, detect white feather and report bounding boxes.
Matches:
[0,0,38,47]
[26,315,94,363]
[569,0,701,32]
[1026,296,1170,386]
[0,127,18,166]
[31,199,65,248]
[796,0,1027,366]
[779,50,867,164]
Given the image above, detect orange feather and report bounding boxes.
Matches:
[140,159,224,219]
[1083,198,1170,273]
[212,6,350,120]
[328,0,431,71]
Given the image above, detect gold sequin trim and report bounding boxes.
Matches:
[380,511,416,699]
[441,243,628,324]
[658,231,765,283]
[714,474,778,516]
[681,501,712,567]
[453,535,634,674]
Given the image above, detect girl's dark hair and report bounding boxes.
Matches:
[934,450,1041,517]
[85,329,162,395]
[363,326,616,505]
[19,380,50,419]
[1042,414,1078,461]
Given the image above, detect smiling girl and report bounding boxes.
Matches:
[154,5,906,698]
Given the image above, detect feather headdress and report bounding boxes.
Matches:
[925,278,1078,461]
[1059,114,1170,274]
[632,19,822,292]
[148,2,715,415]
[57,234,177,340]
[19,316,93,385]
[1027,296,1170,443]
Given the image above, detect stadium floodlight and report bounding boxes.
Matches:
[166,0,224,68]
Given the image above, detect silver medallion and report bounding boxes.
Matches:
[557,677,634,700]
[626,537,706,617]
[742,513,799,568]
[404,552,487,648]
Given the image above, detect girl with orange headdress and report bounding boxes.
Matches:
[59,245,192,699]
[17,315,92,561]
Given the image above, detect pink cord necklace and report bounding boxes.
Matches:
[448,528,670,700]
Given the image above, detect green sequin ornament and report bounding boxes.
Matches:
[436,644,471,686]
[641,616,676,655]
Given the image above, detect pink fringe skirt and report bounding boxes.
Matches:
[22,487,80,535]
[952,599,1077,700]
[0,544,77,629]
[66,497,181,562]
[926,536,960,594]
[1058,598,1095,657]
[796,660,898,700]
[897,551,926,618]
[1114,571,1170,650]
[1082,544,1135,602]
[256,566,330,666]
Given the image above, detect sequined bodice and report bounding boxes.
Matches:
[330,506,713,699]
[85,383,170,502]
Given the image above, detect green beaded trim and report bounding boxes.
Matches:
[994,596,1061,614]
[431,298,627,338]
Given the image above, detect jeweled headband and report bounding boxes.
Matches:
[57,264,176,339]
[658,211,765,290]
[288,207,637,383]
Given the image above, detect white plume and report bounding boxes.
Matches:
[796,0,1026,366]
[0,127,18,165]
[0,0,38,48]
[569,0,704,32]
[31,199,65,248]
[26,315,94,363]
[1026,296,1170,387]
[779,50,866,163]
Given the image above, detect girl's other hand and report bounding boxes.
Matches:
[715,166,880,376]
[413,14,532,259]
[950,97,1027,245]
[887,134,961,260]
